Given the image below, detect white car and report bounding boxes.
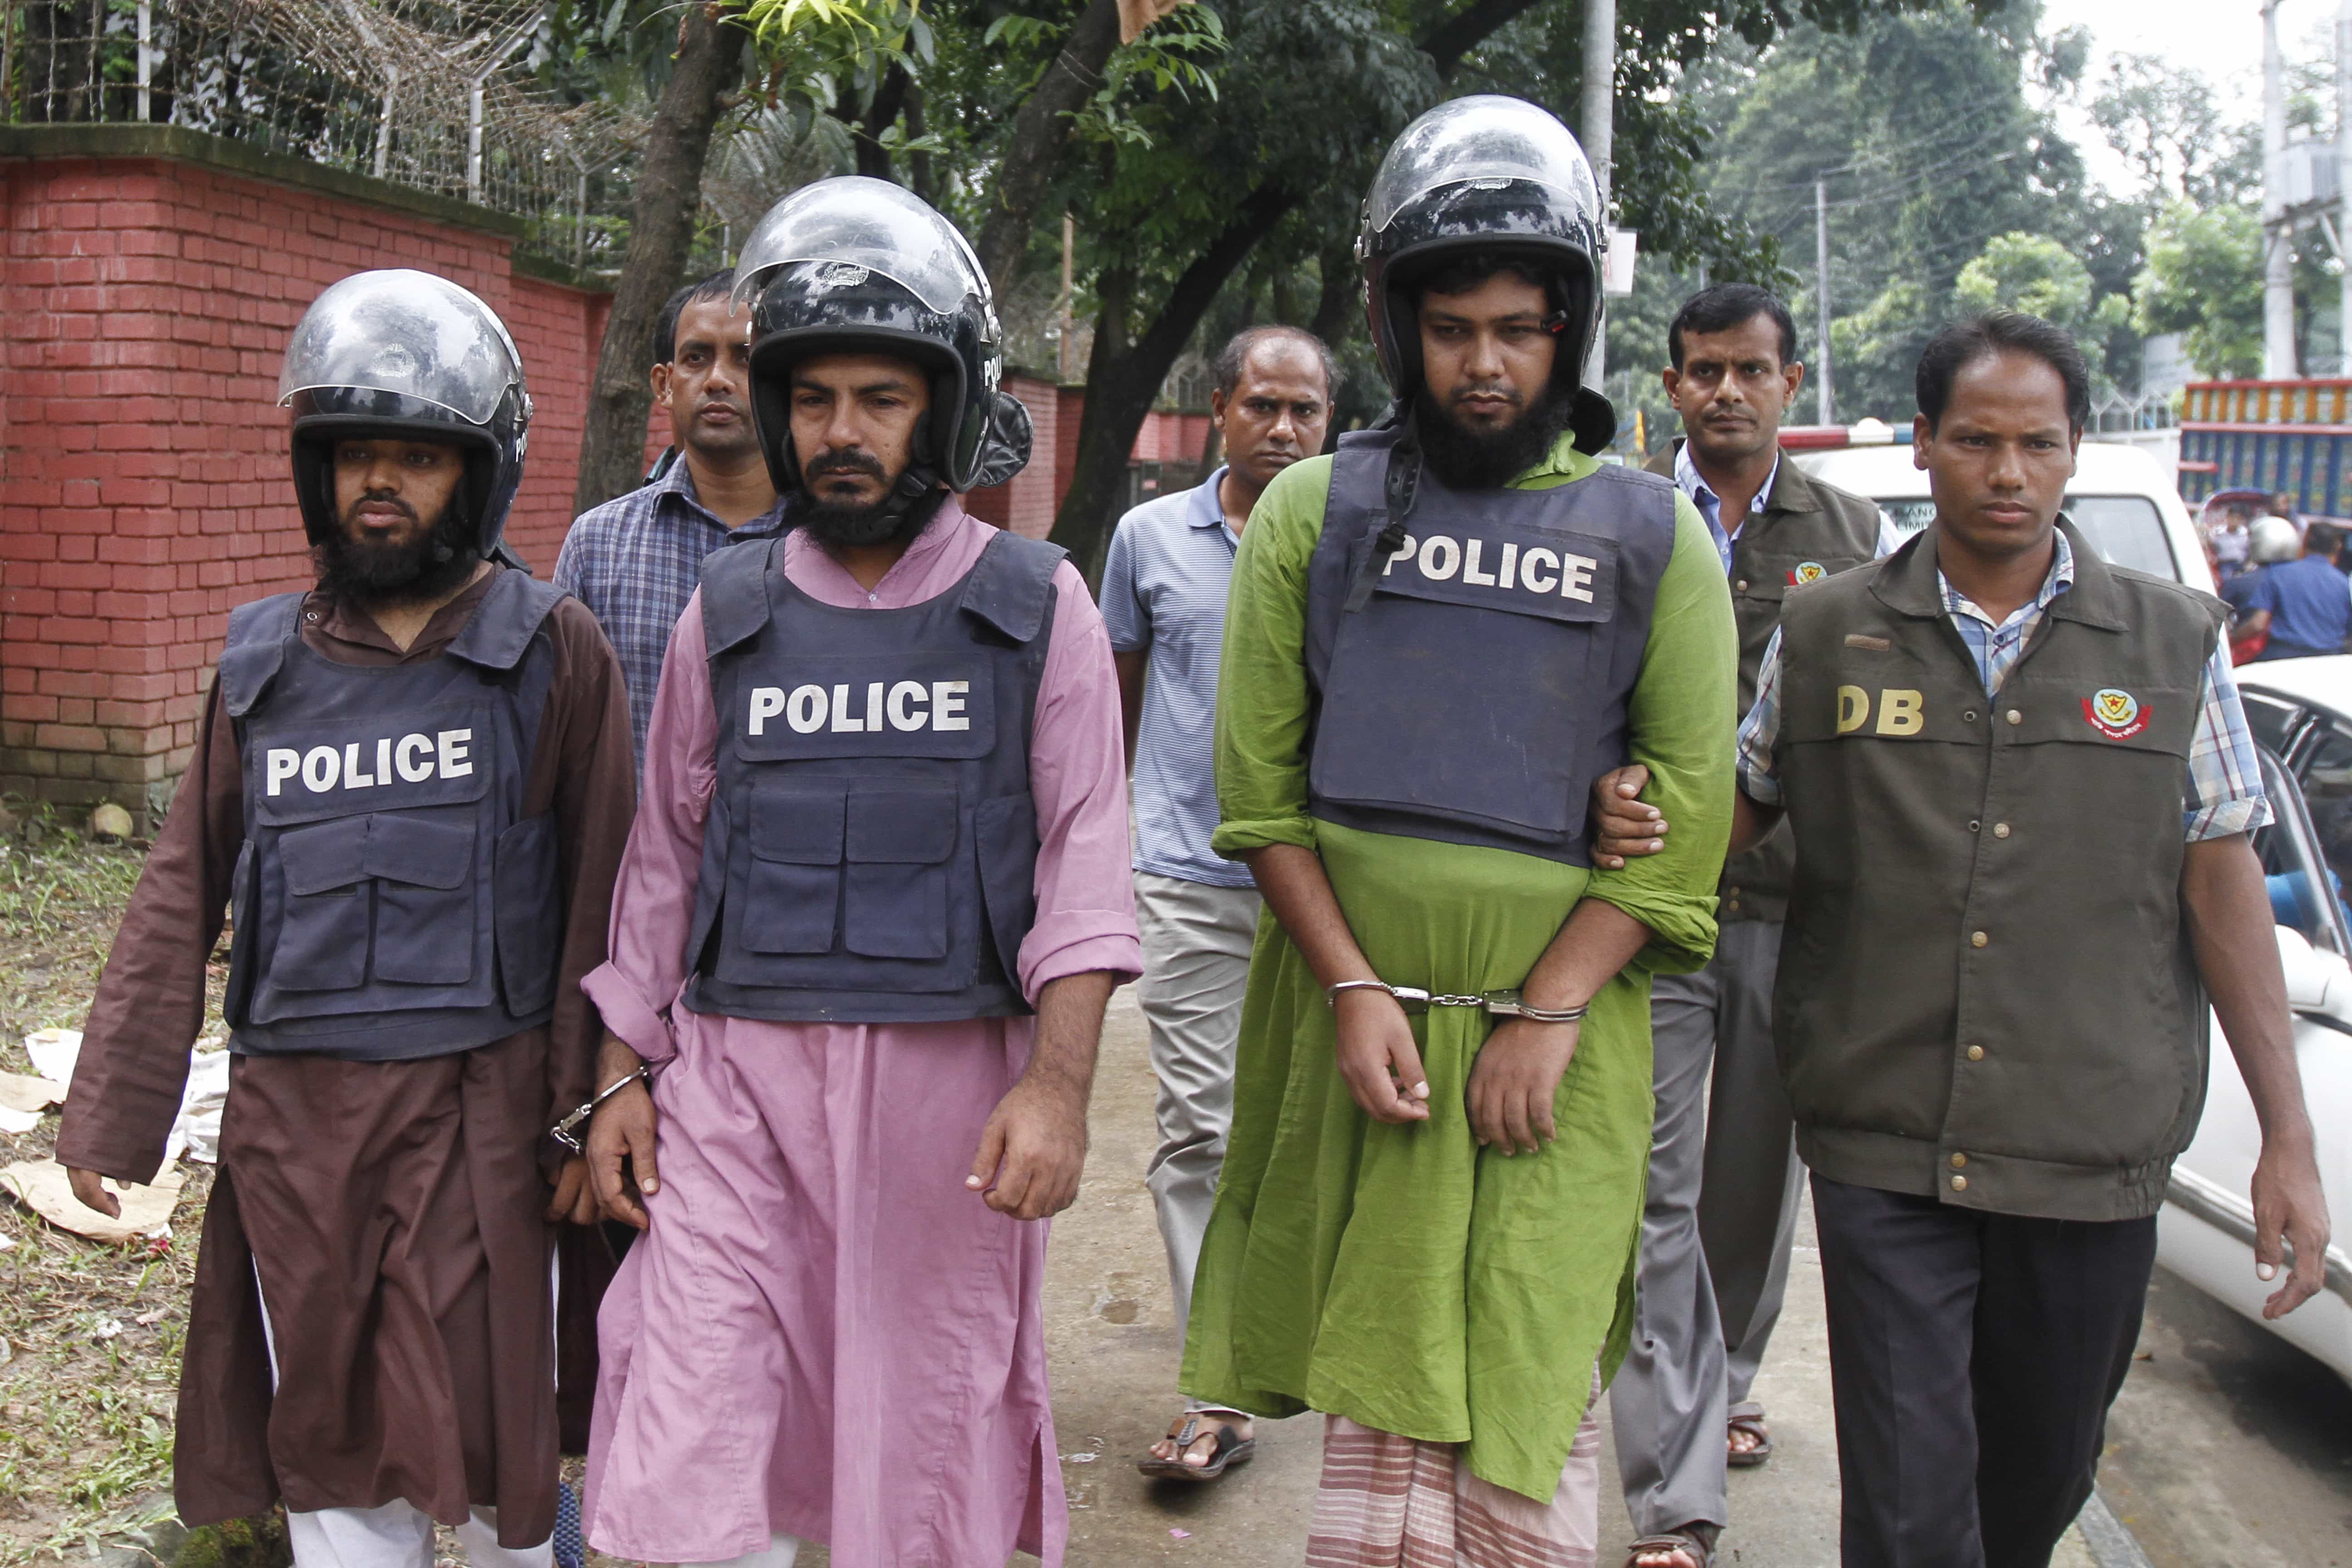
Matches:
[1786,437,2216,593]
[2159,656,2352,1384]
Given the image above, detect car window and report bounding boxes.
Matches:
[2239,692,2301,757]
[2274,740,2352,956]
[2063,495,2178,579]
[1866,494,2178,581]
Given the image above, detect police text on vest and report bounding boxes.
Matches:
[1384,533,1599,603]
[264,730,475,795]
[745,681,973,736]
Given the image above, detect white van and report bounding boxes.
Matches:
[1785,437,2216,593]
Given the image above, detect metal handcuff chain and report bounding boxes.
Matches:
[1324,978,1588,1024]
[549,1061,662,1155]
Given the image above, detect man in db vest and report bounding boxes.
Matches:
[577,178,1139,1568]
[1595,282,1893,1568]
[59,271,636,1568]
[1719,312,2330,1566]
[1178,97,1736,1567]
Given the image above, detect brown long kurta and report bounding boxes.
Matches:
[56,567,635,1547]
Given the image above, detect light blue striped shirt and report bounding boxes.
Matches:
[1100,470,1258,887]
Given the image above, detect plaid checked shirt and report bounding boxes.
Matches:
[554,461,788,771]
[1737,530,2273,841]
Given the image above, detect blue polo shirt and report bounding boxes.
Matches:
[1099,468,1257,888]
[2243,554,2352,655]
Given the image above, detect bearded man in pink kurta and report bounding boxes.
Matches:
[574,180,1139,1568]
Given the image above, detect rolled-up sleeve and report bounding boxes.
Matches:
[578,591,719,1064]
[1016,562,1144,998]
[1585,493,1739,975]
[1210,456,1326,860]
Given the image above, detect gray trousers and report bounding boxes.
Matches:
[1611,919,1806,1537]
[1135,871,1262,1396]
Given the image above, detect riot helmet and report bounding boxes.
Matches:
[278,270,532,558]
[1357,95,1615,451]
[732,176,1024,498]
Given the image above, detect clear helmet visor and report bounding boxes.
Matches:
[730,176,988,316]
[278,270,524,426]
[1363,94,1599,235]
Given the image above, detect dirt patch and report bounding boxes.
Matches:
[0,805,225,1563]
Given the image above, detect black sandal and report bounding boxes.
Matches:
[1136,1412,1257,1481]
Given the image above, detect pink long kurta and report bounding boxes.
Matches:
[579,501,1140,1568]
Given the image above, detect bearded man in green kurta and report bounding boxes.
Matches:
[1177,97,1735,1568]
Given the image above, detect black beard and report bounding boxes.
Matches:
[315,496,480,605]
[799,485,945,552]
[1412,381,1578,490]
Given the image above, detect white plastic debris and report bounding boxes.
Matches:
[22,1029,81,1090]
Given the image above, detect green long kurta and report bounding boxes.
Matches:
[1178,432,1737,1503]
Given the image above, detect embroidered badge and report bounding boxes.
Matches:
[2082,688,2150,740]
[1788,561,1828,586]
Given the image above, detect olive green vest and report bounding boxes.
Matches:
[1648,442,1882,921]
[1772,521,2225,1222]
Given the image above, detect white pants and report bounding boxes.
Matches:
[1135,872,1261,1382]
[286,1502,551,1568]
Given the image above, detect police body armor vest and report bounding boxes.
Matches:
[685,528,1064,1024]
[1303,426,1679,865]
[220,569,567,1061]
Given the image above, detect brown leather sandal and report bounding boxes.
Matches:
[1136,1412,1256,1481]
[1727,1402,1774,1468]
[1627,1526,1714,1568]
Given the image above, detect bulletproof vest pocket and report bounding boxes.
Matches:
[273,816,375,991]
[844,785,959,960]
[494,813,563,1016]
[263,809,478,1006]
[745,784,848,953]
[368,815,478,985]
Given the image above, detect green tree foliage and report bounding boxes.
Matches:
[2134,203,2266,378]
[1953,231,2130,379]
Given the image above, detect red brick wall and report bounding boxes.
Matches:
[0,152,610,822]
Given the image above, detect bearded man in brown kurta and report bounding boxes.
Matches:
[55,271,633,1568]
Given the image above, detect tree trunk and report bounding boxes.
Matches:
[573,2,744,514]
[849,61,911,181]
[975,0,1125,297]
[1048,186,1295,574]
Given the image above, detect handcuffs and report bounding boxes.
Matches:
[1324,978,1588,1024]
[549,1062,657,1155]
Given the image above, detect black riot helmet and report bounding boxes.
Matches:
[277,270,533,557]
[732,176,1027,498]
[1357,95,1616,451]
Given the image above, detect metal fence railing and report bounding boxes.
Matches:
[1,0,641,273]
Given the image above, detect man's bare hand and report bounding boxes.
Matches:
[1333,988,1431,1125]
[1466,1018,1581,1155]
[546,1155,598,1225]
[66,1167,123,1220]
[587,1076,661,1230]
[967,1076,1090,1220]
[1592,764,1665,869]
[2251,1132,2332,1318]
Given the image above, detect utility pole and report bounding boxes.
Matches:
[1581,0,1615,390]
[2338,0,2351,371]
[2265,0,2301,378]
[1816,175,1835,425]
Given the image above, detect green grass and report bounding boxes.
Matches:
[0,802,216,1562]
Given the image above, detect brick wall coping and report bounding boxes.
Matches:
[0,122,610,293]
